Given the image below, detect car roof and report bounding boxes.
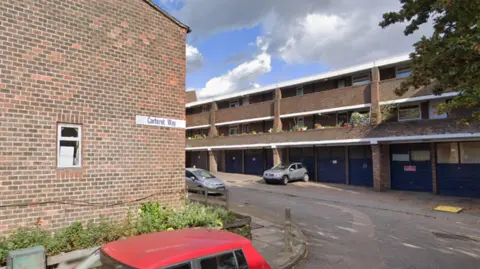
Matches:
[186,167,204,172]
[101,228,250,269]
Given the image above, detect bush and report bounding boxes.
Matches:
[0,202,242,265]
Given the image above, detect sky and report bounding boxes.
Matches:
[153,0,432,100]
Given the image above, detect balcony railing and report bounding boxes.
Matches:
[186,112,210,127]
[186,119,478,148]
[281,84,371,115]
[216,100,274,123]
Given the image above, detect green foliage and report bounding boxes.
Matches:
[350,112,370,125]
[380,0,480,121]
[0,203,244,265]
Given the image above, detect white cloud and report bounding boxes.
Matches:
[196,51,271,99]
[176,0,433,97]
[186,44,204,73]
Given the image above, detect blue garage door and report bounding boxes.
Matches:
[390,144,432,192]
[317,147,346,184]
[349,146,373,187]
[190,151,209,170]
[226,150,243,174]
[265,149,274,170]
[244,149,265,175]
[437,142,480,198]
[289,147,314,180]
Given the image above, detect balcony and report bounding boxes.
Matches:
[281,83,371,115]
[186,112,210,127]
[216,100,274,124]
[186,119,479,148]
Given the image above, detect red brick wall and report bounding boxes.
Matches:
[0,0,187,233]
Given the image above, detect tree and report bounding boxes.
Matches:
[379,0,480,122]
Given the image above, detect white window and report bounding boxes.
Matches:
[242,96,250,105]
[398,104,421,121]
[296,86,304,96]
[352,73,371,86]
[229,125,239,136]
[57,124,82,168]
[229,99,239,108]
[295,116,305,127]
[396,65,412,78]
[429,100,448,119]
[337,79,346,88]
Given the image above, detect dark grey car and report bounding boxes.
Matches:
[263,163,309,185]
[185,168,227,194]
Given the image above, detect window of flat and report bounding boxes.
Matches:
[242,96,250,105]
[241,124,249,134]
[296,86,304,96]
[396,65,412,78]
[337,79,346,88]
[429,100,448,119]
[398,104,421,121]
[352,73,371,86]
[295,116,305,127]
[57,124,81,168]
[229,125,239,136]
[229,99,240,108]
[202,105,209,113]
[337,113,348,126]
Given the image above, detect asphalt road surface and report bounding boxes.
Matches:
[226,181,480,269]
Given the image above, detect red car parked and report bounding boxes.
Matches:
[78,228,272,269]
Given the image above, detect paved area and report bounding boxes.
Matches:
[219,172,480,269]
[248,216,305,269]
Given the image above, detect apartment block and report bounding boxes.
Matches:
[185,55,480,198]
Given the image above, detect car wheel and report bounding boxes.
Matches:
[282,176,289,185]
[303,173,309,182]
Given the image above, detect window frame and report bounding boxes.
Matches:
[229,99,240,108]
[229,125,239,136]
[295,116,305,127]
[192,249,244,269]
[57,123,82,168]
[395,65,412,78]
[351,73,371,86]
[296,86,304,96]
[397,104,422,122]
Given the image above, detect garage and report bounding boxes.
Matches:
[289,147,315,181]
[226,150,243,174]
[390,143,432,192]
[436,142,480,198]
[349,146,373,187]
[316,147,346,184]
[265,149,274,170]
[244,149,265,175]
[189,151,209,170]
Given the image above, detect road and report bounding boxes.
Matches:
[224,178,480,269]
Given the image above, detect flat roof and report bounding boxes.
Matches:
[186,54,411,108]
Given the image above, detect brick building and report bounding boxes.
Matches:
[0,0,189,232]
[186,55,480,198]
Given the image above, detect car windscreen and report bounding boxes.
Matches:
[273,164,289,169]
[192,170,216,179]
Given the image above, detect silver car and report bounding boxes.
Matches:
[263,163,309,185]
[185,168,227,194]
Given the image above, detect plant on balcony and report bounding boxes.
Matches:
[291,125,308,132]
[350,112,370,126]
[315,123,324,129]
[380,104,399,122]
[188,134,206,140]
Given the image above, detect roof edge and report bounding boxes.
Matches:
[142,0,191,33]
